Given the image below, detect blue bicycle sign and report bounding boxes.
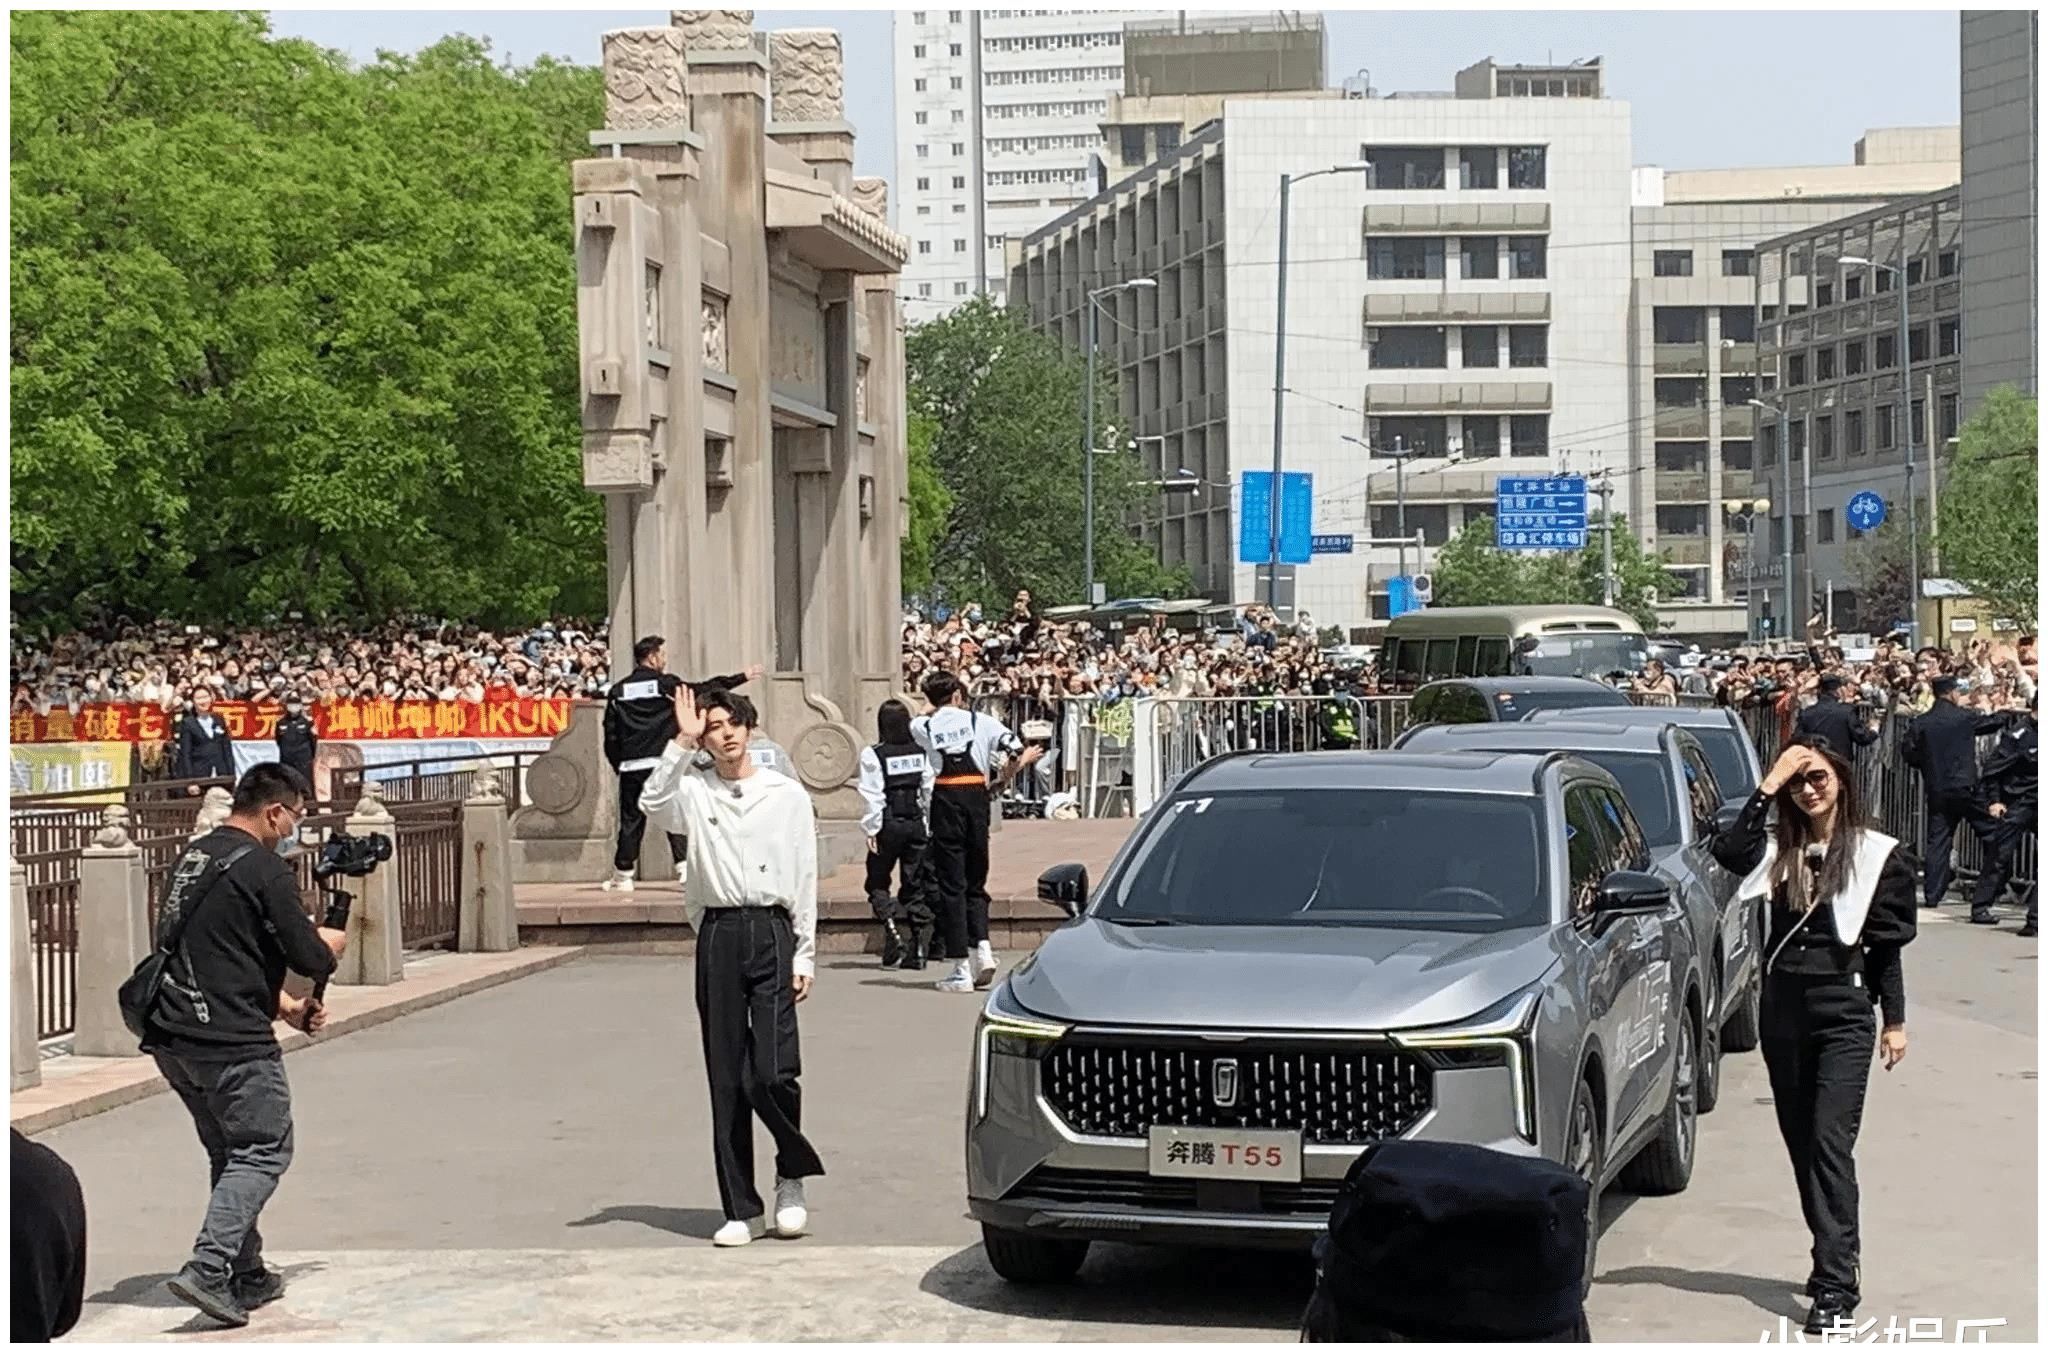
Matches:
[1846,490,1887,533]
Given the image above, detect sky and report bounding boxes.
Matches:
[268,8,1964,184]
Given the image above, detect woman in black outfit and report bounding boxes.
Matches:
[1712,736,1916,1335]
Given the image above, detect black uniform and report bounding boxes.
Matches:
[12,1131,86,1343]
[1972,716,2037,924]
[1795,697,1878,764]
[273,712,318,792]
[172,712,235,783]
[602,666,746,874]
[1711,792,1916,1314]
[913,706,1020,964]
[1901,701,2010,907]
[861,740,934,968]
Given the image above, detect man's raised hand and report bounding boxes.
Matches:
[673,684,707,742]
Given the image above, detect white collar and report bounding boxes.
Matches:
[1736,828,1898,945]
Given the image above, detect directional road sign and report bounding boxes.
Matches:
[1495,475,1588,551]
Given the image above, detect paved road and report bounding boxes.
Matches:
[50,906,2037,1342]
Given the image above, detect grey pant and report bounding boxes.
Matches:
[152,1050,294,1280]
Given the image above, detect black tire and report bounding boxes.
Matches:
[981,1225,1088,1284]
[1722,952,1763,1054]
[1697,977,1723,1115]
[1565,1075,1603,1298]
[1621,1004,1699,1196]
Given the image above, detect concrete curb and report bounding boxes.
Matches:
[10,946,585,1137]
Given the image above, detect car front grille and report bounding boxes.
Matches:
[1013,1167,1343,1218]
[1040,1038,1434,1145]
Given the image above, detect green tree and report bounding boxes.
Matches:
[904,296,1184,607]
[1847,519,1921,636]
[1937,385,2037,623]
[10,12,606,628]
[900,410,951,598]
[1431,514,1677,631]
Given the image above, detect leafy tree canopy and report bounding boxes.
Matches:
[1431,513,1678,632]
[1937,385,2036,623]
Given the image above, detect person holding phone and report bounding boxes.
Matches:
[1711,737,1917,1335]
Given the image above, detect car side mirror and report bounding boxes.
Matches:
[1713,800,1747,837]
[1594,869,1671,919]
[1037,863,1089,918]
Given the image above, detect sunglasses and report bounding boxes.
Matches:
[1789,769,1834,792]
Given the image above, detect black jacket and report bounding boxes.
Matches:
[602,666,748,770]
[274,713,318,781]
[141,827,336,1062]
[1902,700,2010,799]
[172,712,235,782]
[11,1131,85,1343]
[1983,719,2037,812]
[1794,697,1878,762]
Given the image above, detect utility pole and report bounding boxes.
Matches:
[1593,474,1616,608]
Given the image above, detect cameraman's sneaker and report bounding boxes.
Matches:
[773,1177,808,1238]
[231,1267,286,1311]
[167,1264,249,1328]
[600,870,635,894]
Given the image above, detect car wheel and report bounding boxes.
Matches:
[1697,976,1723,1115]
[981,1225,1089,1284]
[1621,1006,1698,1196]
[1722,953,1763,1054]
[1565,1076,1602,1297]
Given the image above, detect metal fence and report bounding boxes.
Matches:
[389,800,464,948]
[18,850,80,1040]
[332,750,540,814]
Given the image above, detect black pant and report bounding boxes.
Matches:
[694,908,824,1221]
[153,1050,294,1282]
[1923,792,2000,906]
[1972,801,2036,915]
[1760,973,1875,1303]
[929,786,992,961]
[865,823,933,930]
[615,767,688,873]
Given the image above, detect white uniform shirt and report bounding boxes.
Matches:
[638,742,819,978]
[911,705,1021,779]
[856,746,936,837]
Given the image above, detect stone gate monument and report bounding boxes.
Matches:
[512,11,908,883]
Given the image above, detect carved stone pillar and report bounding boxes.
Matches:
[767,30,852,196]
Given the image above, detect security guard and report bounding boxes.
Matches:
[1901,676,2011,912]
[857,699,935,969]
[273,696,318,797]
[1973,696,2037,933]
[1794,675,1881,764]
[601,635,760,892]
[914,671,1040,993]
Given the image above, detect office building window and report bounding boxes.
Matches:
[1369,326,1447,369]
[1461,325,1499,368]
[913,44,926,58]
[1506,146,1546,189]
[1653,250,1692,277]
[1156,125,1180,155]
[1814,279,1833,308]
[915,111,928,125]
[1815,414,1835,459]
[952,239,967,253]
[1509,414,1549,458]
[1459,236,1499,279]
[1119,126,1146,164]
[1872,269,1891,294]
[1720,306,1756,343]
[1876,404,1895,449]
[1462,415,1500,459]
[914,78,926,91]
[1658,505,1708,536]
[916,205,930,216]
[1938,248,1958,277]
[949,42,961,56]
[1817,508,1836,544]
[1815,346,1836,381]
[1656,377,1705,409]
[1653,307,1704,343]
[1369,503,1452,545]
[1910,399,1925,445]
[1722,250,1754,277]
[948,9,961,19]
[1787,353,1806,386]
[1788,419,1806,462]
[951,142,964,155]
[1842,338,1865,375]
[951,76,963,89]
[986,234,1004,249]
[1874,333,1896,368]
[916,144,929,159]
[1844,408,1865,455]
[912,10,925,21]
[1367,237,1445,280]
[952,203,964,214]
[1362,146,1445,190]
[1720,375,1755,407]
[1844,273,1864,302]
[1368,415,1449,458]
[1723,439,1753,472]
[954,282,968,296]
[1938,317,1961,356]
[1508,325,1547,368]
[918,282,933,297]
[1458,147,1497,189]
[1908,325,1928,364]
[915,176,929,191]
[1760,423,1778,465]
[1508,236,1546,279]
[916,240,931,255]
[952,175,965,189]
[1939,392,1959,441]
[952,110,964,123]
[1905,256,1924,285]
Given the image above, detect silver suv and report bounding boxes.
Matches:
[967,750,1704,1285]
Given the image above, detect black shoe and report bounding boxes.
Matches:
[1920,899,1943,910]
[231,1267,285,1310]
[1971,907,2000,925]
[880,919,904,968]
[1803,1294,1857,1337]
[901,926,929,971]
[167,1264,249,1328]
[2018,922,2038,938]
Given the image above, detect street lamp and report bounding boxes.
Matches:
[1083,278,1156,606]
[1834,253,1919,647]
[1723,496,1772,642]
[1749,397,1796,639]
[1266,159,1373,609]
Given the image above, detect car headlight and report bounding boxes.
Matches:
[1393,986,1543,1144]
[974,985,1069,1122]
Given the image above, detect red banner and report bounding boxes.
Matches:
[8,698,581,745]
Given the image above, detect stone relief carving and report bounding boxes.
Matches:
[702,294,728,370]
[849,176,887,221]
[670,10,755,51]
[768,28,843,123]
[791,721,860,791]
[856,358,869,421]
[602,27,689,130]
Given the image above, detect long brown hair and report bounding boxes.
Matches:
[1770,736,1866,911]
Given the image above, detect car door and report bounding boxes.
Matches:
[1589,784,1679,1151]
[1678,734,1756,994]
[1563,781,1642,1173]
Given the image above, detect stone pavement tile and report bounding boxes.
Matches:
[10,947,583,1137]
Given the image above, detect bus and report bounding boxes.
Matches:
[1378,605,1651,686]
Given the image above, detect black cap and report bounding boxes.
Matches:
[1819,674,1845,693]
[1932,675,1961,696]
[1305,1140,1590,1341]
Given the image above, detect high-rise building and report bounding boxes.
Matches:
[894,8,1167,324]
[1960,9,2038,409]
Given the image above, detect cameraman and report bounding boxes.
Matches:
[143,764,348,1328]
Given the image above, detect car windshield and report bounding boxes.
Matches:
[1693,727,1755,797]
[1573,752,1677,846]
[1496,687,1629,719]
[1519,633,1649,679]
[1102,789,1548,931]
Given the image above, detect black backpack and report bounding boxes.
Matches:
[116,842,255,1041]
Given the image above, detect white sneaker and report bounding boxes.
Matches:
[711,1216,765,1247]
[773,1177,808,1238]
[973,943,999,990]
[600,871,635,893]
[935,961,976,993]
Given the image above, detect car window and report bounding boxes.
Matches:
[1562,786,1606,922]
[1443,685,1490,723]
[1494,686,1632,720]
[1455,635,1479,676]
[1594,786,1650,871]
[1393,638,1425,687]
[1424,639,1460,679]
[1572,752,1677,847]
[1676,741,1723,842]
[1411,685,1440,723]
[1694,726,1754,797]
[1475,637,1511,677]
[1105,789,1548,932]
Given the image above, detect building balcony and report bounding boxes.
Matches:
[1659,535,1711,567]
[1720,405,1755,438]
[1653,343,1709,375]
[1655,471,1710,502]
[1654,405,1710,438]
[1721,473,1762,501]
[1720,341,1758,373]
[1365,380,1551,412]
[1363,291,1551,325]
[1361,201,1551,236]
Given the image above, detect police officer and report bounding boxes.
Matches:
[272,695,318,797]
[1973,696,2037,934]
[1901,676,2011,912]
[857,699,935,969]
[601,635,760,893]
[914,671,1040,993]
[173,687,236,791]
[1795,675,1881,764]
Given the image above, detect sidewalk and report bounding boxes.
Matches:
[10,946,582,1136]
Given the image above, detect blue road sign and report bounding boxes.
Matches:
[1310,533,1355,555]
[1847,490,1888,533]
[1238,471,1315,564]
[1495,475,1589,551]
[1387,575,1421,618]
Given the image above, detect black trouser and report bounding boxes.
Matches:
[615,766,688,873]
[929,785,992,962]
[694,907,824,1221]
[1923,792,2000,906]
[1972,801,2036,915]
[152,1049,294,1283]
[865,822,934,931]
[1760,972,1875,1304]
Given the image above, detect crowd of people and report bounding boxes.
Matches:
[9,617,614,715]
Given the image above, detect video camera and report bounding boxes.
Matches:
[310,830,392,1007]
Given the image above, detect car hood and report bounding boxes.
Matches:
[1007,920,1568,1033]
